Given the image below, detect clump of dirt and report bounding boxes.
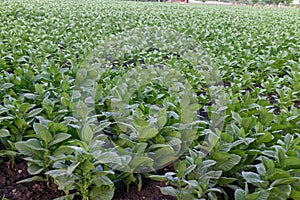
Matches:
[113,178,176,200]
[0,157,64,200]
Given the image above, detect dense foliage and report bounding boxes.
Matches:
[1,0,300,199]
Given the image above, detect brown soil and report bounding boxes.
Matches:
[113,164,176,200]
[113,179,176,200]
[0,157,64,200]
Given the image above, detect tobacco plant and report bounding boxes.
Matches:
[1,0,300,199]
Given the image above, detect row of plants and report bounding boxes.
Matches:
[1,0,300,199]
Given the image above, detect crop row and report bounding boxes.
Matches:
[1,0,300,199]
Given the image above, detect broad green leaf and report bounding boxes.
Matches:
[19,103,31,113]
[234,189,246,200]
[246,190,269,200]
[241,117,256,130]
[134,118,150,128]
[256,132,273,143]
[0,129,10,137]
[283,156,300,169]
[183,164,196,177]
[231,111,242,124]
[49,122,68,134]
[137,127,158,141]
[45,169,68,178]
[67,162,81,175]
[157,108,167,129]
[89,185,115,200]
[268,185,291,200]
[27,108,44,118]
[129,155,154,169]
[290,190,300,200]
[27,162,44,175]
[217,154,241,171]
[78,160,95,173]
[259,109,274,126]
[270,177,297,187]
[33,123,52,144]
[269,168,290,182]
[0,83,14,91]
[160,186,178,197]
[81,124,93,144]
[218,177,237,186]
[97,152,122,164]
[49,133,71,146]
[242,172,268,188]
[15,139,44,159]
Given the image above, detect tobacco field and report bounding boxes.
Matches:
[1,0,300,199]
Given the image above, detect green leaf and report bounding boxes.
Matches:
[234,189,246,200]
[246,190,269,200]
[221,132,233,143]
[242,172,268,188]
[15,139,44,159]
[218,177,237,186]
[0,83,14,91]
[33,123,52,144]
[262,157,275,179]
[35,84,43,95]
[49,133,71,146]
[67,162,81,175]
[181,93,190,108]
[270,177,297,187]
[134,118,150,128]
[137,127,158,141]
[97,152,122,164]
[16,176,45,184]
[183,164,196,177]
[93,175,114,186]
[217,154,241,171]
[49,122,68,134]
[277,147,285,166]
[27,162,45,175]
[27,108,44,118]
[175,160,187,175]
[152,145,175,166]
[132,142,148,153]
[241,117,255,130]
[149,175,168,182]
[0,129,10,137]
[78,160,95,173]
[268,185,291,200]
[283,156,300,169]
[19,103,31,113]
[211,152,231,161]
[269,168,290,182]
[89,185,115,200]
[0,150,18,157]
[45,170,68,178]
[81,124,94,144]
[129,155,154,169]
[160,186,178,197]
[231,111,242,124]
[290,190,300,200]
[157,108,167,129]
[256,132,273,143]
[259,109,274,126]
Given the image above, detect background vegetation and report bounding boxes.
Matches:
[1,0,300,199]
